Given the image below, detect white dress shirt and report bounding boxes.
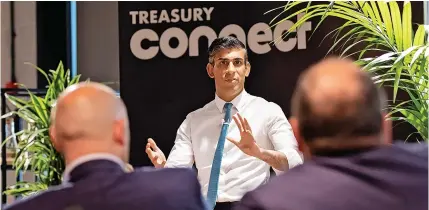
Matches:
[165,89,303,202]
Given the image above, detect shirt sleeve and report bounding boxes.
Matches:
[266,103,303,173]
[165,114,195,168]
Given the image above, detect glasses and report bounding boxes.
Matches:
[214,58,245,69]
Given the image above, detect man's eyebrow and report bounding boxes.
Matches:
[216,57,244,61]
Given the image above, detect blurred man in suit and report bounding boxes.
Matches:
[5,82,207,210]
[234,57,428,210]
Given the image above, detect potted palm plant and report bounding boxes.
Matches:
[267,1,428,141]
[1,61,83,196]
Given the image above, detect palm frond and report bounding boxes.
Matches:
[268,1,428,141]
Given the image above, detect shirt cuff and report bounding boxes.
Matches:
[273,148,303,175]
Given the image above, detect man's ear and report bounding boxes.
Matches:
[49,126,62,153]
[113,119,125,146]
[289,117,310,161]
[382,113,392,145]
[289,117,302,149]
[245,61,251,77]
[206,63,215,79]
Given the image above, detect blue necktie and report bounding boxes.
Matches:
[206,102,233,210]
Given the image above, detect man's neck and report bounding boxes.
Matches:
[308,135,387,157]
[216,88,243,102]
[62,152,125,183]
[63,142,117,166]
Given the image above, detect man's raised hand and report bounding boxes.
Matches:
[226,113,262,157]
[145,138,166,168]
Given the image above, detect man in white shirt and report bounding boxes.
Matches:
[146,36,303,210]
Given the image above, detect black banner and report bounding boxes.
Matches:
[118,2,424,166]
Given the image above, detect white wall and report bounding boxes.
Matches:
[1,1,121,92]
[1,2,37,205]
[1,1,37,89]
[77,1,120,91]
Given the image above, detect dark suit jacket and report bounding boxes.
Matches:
[234,142,428,210]
[4,159,207,210]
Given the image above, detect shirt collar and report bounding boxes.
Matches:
[214,89,248,113]
[62,153,126,184]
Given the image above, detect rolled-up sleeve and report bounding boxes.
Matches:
[266,103,303,173]
[165,114,195,168]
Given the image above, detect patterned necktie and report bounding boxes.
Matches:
[206,102,233,210]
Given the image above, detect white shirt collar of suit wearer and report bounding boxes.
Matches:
[62,153,126,184]
[214,89,248,113]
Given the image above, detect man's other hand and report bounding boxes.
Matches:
[145,138,166,168]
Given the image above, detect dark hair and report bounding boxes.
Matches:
[207,36,248,64]
[292,68,387,142]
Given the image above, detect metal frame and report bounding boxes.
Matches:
[425,1,429,25]
[1,88,47,207]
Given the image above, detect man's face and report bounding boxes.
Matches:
[206,48,250,92]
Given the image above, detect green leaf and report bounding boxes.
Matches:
[326,25,363,56]
[4,182,48,197]
[33,98,48,126]
[402,1,412,50]
[413,25,426,46]
[377,1,394,46]
[390,46,420,102]
[24,62,51,85]
[369,1,383,27]
[392,66,403,103]
[388,1,402,51]
[4,94,29,110]
[409,46,426,74]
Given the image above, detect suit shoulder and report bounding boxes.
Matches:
[137,166,196,175]
[158,167,198,179]
[133,167,198,185]
[393,142,428,159]
[4,184,73,210]
[238,164,330,209]
[130,167,203,204]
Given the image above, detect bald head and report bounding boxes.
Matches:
[50,82,130,164]
[291,57,386,142]
[52,82,128,141]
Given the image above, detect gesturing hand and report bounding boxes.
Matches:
[226,113,262,157]
[145,138,167,168]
